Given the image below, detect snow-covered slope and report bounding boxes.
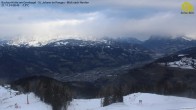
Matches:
[167,57,196,69]
[160,57,196,69]
[0,86,52,110]
[1,85,196,110]
[68,93,196,110]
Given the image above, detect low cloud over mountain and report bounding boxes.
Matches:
[0,0,196,41]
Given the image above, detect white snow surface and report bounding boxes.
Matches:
[68,93,196,110]
[167,57,196,69]
[178,54,187,57]
[0,86,52,110]
[2,85,196,110]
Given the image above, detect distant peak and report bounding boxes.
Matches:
[148,35,172,40]
[181,36,193,41]
[147,35,194,41]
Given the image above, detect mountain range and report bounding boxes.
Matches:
[0,38,153,82]
[0,36,196,82]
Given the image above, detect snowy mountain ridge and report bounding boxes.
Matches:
[0,38,116,47]
[167,57,196,69]
[0,36,194,47]
[160,56,196,69]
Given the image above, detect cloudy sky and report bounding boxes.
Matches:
[0,0,196,41]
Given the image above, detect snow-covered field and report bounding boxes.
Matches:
[0,86,52,110]
[1,85,196,110]
[68,93,196,110]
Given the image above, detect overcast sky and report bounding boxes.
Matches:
[0,0,196,41]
